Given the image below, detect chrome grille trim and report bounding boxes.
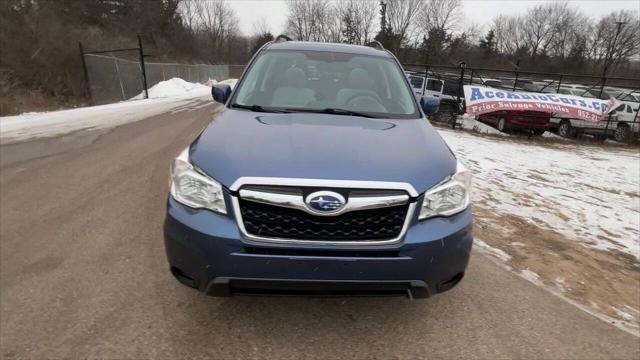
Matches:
[231,179,417,246]
[229,177,419,197]
[239,189,409,217]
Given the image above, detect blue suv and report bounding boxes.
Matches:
[164,39,473,298]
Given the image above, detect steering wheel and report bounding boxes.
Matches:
[345,93,383,108]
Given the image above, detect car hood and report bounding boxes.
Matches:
[189,108,456,194]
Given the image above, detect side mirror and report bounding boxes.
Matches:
[212,84,232,104]
[420,96,440,115]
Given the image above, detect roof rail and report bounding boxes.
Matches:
[365,41,384,50]
[275,35,292,43]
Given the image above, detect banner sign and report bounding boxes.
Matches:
[463,86,609,122]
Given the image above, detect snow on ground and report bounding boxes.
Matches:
[217,78,238,89]
[130,77,209,100]
[473,239,512,262]
[542,131,570,140]
[457,114,508,136]
[439,128,640,258]
[0,78,217,144]
[479,247,640,336]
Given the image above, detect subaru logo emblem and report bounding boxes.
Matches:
[305,191,346,214]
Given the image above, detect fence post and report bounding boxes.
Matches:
[557,74,563,92]
[469,69,475,85]
[137,35,149,99]
[598,77,606,99]
[78,42,92,103]
[422,65,429,96]
[454,62,466,129]
[513,70,519,91]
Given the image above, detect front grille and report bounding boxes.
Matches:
[239,200,408,241]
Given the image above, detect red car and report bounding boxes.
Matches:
[477,110,550,135]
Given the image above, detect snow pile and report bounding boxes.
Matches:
[217,78,238,89]
[542,131,569,140]
[0,77,224,143]
[130,77,210,100]
[439,129,640,258]
[457,114,508,136]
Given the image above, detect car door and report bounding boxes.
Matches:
[424,78,444,98]
[408,75,424,97]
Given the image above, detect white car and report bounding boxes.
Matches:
[407,74,458,101]
[550,102,639,142]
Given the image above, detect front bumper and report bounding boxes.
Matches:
[164,196,473,298]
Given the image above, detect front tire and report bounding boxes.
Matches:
[614,124,631,143]
[558,120,575,138]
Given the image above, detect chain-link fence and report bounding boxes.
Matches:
[228,65,246,79]
[402,63,640,125]
[84,54,236,104]
[402,63,640,102]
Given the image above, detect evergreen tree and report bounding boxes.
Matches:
[252,32,274,55]
[374,1,399,50]
[479,29,497,56]
[342,11,357,44]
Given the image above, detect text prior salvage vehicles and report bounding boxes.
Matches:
[163,38,473,298]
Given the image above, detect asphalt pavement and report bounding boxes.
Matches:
[1,102,638,359]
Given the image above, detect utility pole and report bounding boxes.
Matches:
[138,35,149,99]
[78,41,92,103]
[379,1,387,32]
[599,21,626,98]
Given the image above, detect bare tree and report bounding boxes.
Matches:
[358,0,379,44]
[252,17,271,37]
[327,3,345,43]
[417,0,461,34]
[520,2,566,57]
[311,0,334,42]
[336,0,379,44]
[286,0,332,41]
[493,14,524,55]
[589,10,640,73]
[178,0,199,34]
[547,5,590,59]
[193,0,240,62]
[463,22,484,44]
[385,0,422,46]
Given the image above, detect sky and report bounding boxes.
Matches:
[227,0,640,36]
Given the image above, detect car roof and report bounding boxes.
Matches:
[265,41,392,58]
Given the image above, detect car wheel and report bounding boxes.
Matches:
[497,117,508,133]
[558,120,575,138]
[614,124,630,143]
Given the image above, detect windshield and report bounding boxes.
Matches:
[231,49,419,118]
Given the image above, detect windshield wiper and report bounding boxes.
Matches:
[231,104,290,113]
[284,107,384,118]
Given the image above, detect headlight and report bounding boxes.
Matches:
[170,147,226,214]
[419,160,471,219]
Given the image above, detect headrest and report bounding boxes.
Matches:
[283,67,306,87]
[348,68,372,89]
